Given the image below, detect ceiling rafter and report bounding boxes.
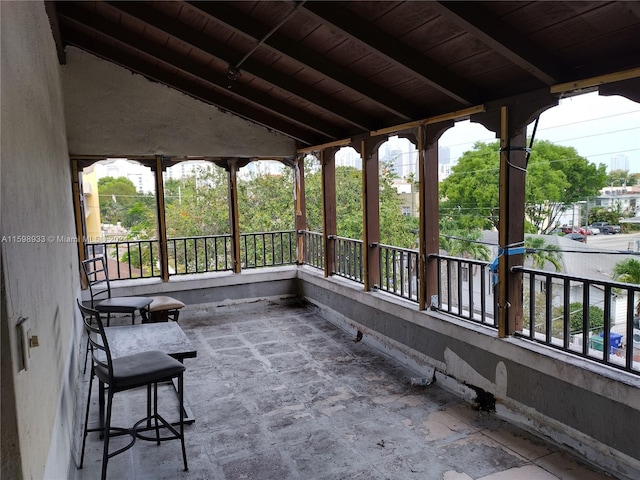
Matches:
[300,1,480,106]
[185,1,419,121]
[106,1,376,132]
[431,1,567,85]
[57,5,341,141]
[61,27,323,146]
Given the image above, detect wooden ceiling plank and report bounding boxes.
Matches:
[186,1,418,121]
[61,28,325,146]
[106,1,375,132]
[301,1,479,106]
[431,1,566,85]
[57,5,343,140]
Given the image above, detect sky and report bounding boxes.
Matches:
[438,91,640,172]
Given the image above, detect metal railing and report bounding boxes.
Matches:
[240,231,296,269]
[303,231,324,270]
[86,240,161,279]
[429,254,495,327]
[87,230,296,279]
[167,235,233,275]
[333,236,364,283]
[379,244,419,302]
[514,265,640,374]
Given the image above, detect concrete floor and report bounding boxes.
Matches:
[74,300,615,480]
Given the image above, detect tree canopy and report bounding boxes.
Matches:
[440,140,607,234]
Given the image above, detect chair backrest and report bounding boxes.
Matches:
[77,300,113,382]
[82,257,112,308]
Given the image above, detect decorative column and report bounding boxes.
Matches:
[321,148,338,277]
[227,158,242,274]
[472,90,557,336]
[294,154,306,265]
[153,156,170,282]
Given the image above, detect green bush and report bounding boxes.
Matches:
[553,302,605,335]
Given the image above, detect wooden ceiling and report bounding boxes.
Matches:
[49,1,640,147]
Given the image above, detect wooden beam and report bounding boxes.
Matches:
[154,156,170,282]
[361,138,381,291]
[321,150,337,278]
[228,160,242,274]
[71,160,87,288]
[297,139,352,154]
[371,105,486,137]
[303,2,480,105]
[108,1,376,132]
[432,1,565,85]
[550,67,640,94]
[294,155,306,266]
[497,106,509,338]
[187,1,419,121]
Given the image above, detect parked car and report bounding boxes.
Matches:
[589,222,621,234]
[564,233,586,243]
[579,226,599,235]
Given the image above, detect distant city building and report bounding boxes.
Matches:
[438,146,453,181]
[92,158,155,194]
[610,154,629,172]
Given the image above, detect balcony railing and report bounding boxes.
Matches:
[429,254,496,327]
[87,231,296,279]
[86,240,160,279]
[168,235,233,275]
[514,265,640,374]
[333,236,364,283]
[87,233,639,375]
[303,231,324,270]
[379,244,419,302]
[240,231,296,269]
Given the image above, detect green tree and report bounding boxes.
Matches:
[440,140,607,234]
[238,163,295,233]
[524,236,563,271]
[97,176,138,225]
[607,169,636,187]
[612,258,640,317]
[164,164,229,238]
[439,230,490,261]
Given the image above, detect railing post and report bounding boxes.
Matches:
[359,136,385,291]
[321,148,337,277]
[71,159,88,288]
[295,154,306,265]
[154,156,170,282]
[472,91,557,337]
[419,123,453,310]
[226,158,242,274]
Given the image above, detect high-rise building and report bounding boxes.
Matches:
[610,154,629,172]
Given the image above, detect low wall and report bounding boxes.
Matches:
[94,266,640,479]
[297,268,640,480]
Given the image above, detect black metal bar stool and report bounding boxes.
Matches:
[77,301,188,480]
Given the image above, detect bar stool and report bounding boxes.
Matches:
[77,301,188,480]
[143,296,186,323]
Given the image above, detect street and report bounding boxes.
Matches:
[585,232,640,252]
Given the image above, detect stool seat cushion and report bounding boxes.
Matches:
[147,296,185,312]
[96,296,152,313]
[95,350,185,390]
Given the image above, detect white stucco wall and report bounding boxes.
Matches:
[1,2,82,479]
[62,48,297,158]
